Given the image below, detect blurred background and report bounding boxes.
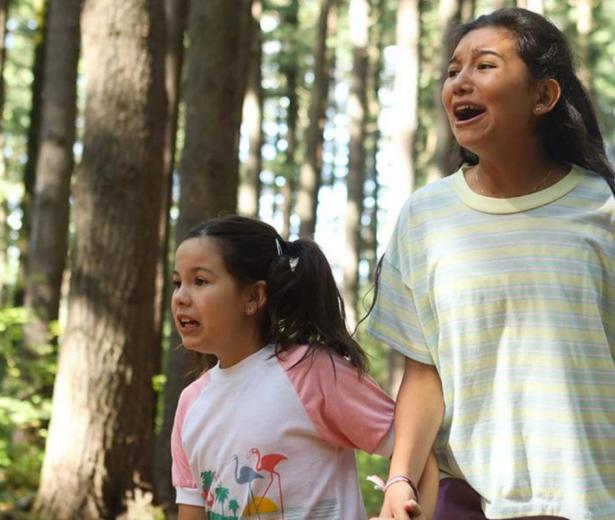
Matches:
[0,0,613,518]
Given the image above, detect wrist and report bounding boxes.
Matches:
[384,474,420,501]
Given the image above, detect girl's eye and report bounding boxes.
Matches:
[478,63,495,70]
[447,69,459,78]
[195,277,207,286]
[172,280,180,289]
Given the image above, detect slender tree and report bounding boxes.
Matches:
[24,0,80,351]
[34,0,167,517]
[153,0,189,507]
[157,0,252,510]
[0,0,9,305]
[343,0,370,328]
[14,0,49,306]
[296,0,338,237]
[280,0,300,239]
[392,0,420,196]
[239,0,264,218]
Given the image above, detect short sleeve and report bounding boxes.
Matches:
[171,376,209,506]
[279,347,395,456]
[368,211,434,365]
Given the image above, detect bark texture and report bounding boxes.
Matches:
[24,0,80,349]
[35,0,167,517]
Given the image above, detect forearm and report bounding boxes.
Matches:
[389,357,443,485]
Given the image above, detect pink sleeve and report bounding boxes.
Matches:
[279,346,395,455]
[171,373,211,489]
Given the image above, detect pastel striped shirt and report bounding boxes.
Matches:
[369,166,615,519]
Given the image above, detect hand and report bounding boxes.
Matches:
[370,481,424,520]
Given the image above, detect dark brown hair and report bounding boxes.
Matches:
[184,215,368,374]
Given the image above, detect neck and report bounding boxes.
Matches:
[468,148,567,198]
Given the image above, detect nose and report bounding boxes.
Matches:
[451,68,473,95]
[172,284,191,306]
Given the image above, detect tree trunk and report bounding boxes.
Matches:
[24,0,80,351]
[14,0,49,306]
[365,0,385,280]
[574,0,593,98]
[34,0,167,518]
[153,0,189,509]
[157,0,252,511]
[280,0,299,240]
[392,0,420,196]
[0,0,9,306]
[296,0,337,238]
[239,0,263,218]
[342,0,369,329]
[431,0,470,180]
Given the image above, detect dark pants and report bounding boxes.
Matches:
[434,478,567,520]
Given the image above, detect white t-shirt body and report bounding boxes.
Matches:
[172,345,394,519]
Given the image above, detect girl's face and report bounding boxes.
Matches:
[172,236,258,367]
[441,26,541,156]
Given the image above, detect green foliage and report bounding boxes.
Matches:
[0,306,56,511]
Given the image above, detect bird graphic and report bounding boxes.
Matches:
[248,447,287,519]
[232,454,264,519]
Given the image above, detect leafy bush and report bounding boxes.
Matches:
[0,307,56,512]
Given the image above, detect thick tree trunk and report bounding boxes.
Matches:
[0,0,9,305]
[392,0,420,196]
[280,0,299,239]
[153,0,189,509]
[239,0,263,218]
[296,0,337,238]
[14,0,49,306]
[24,0,80,350]
[574,0,593,99]
[34,1,167,518]
[157,0,252,511]
[342,0,369,329]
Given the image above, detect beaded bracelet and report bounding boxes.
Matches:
[366,474,420,502]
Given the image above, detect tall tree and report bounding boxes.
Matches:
[153,0,189,507]
[280,0,300,239]
[13,0,49,306]
[432,0,472,180]
[24,0,80,350]
[296,0,337,237]
[387,0,421,394]
[157,0,252,510]
[239,0,264,218]
[34,0,167,517]
[343,0,370,328]
[573,0,593,98]
[392,0,420,196]
[0,0,9,305]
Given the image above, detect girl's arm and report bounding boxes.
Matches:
[377,357,443,520]
[178,504,205,520]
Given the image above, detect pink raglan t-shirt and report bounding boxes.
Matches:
[171,344,394,519]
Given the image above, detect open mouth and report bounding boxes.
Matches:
[454,104,486,122]
[178,317,200,330]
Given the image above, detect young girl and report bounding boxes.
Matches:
[370,7,615,520]
[170,216,438,520]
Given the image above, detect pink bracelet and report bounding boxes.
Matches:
[366,474,420,501]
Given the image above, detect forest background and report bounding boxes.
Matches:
[0,0,613,518]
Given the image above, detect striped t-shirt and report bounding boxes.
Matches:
[369,166,615,519]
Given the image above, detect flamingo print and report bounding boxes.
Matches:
[248,448,287,519]
[232,454,264,519]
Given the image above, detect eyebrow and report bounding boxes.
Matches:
[172,267,216,276]
[448,48,504,65]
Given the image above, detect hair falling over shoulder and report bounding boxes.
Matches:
[184,215,368,374]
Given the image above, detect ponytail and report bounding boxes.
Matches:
[267,238,368,374]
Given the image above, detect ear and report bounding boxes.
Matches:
[533,78,561,116]
[243,281,267,317]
